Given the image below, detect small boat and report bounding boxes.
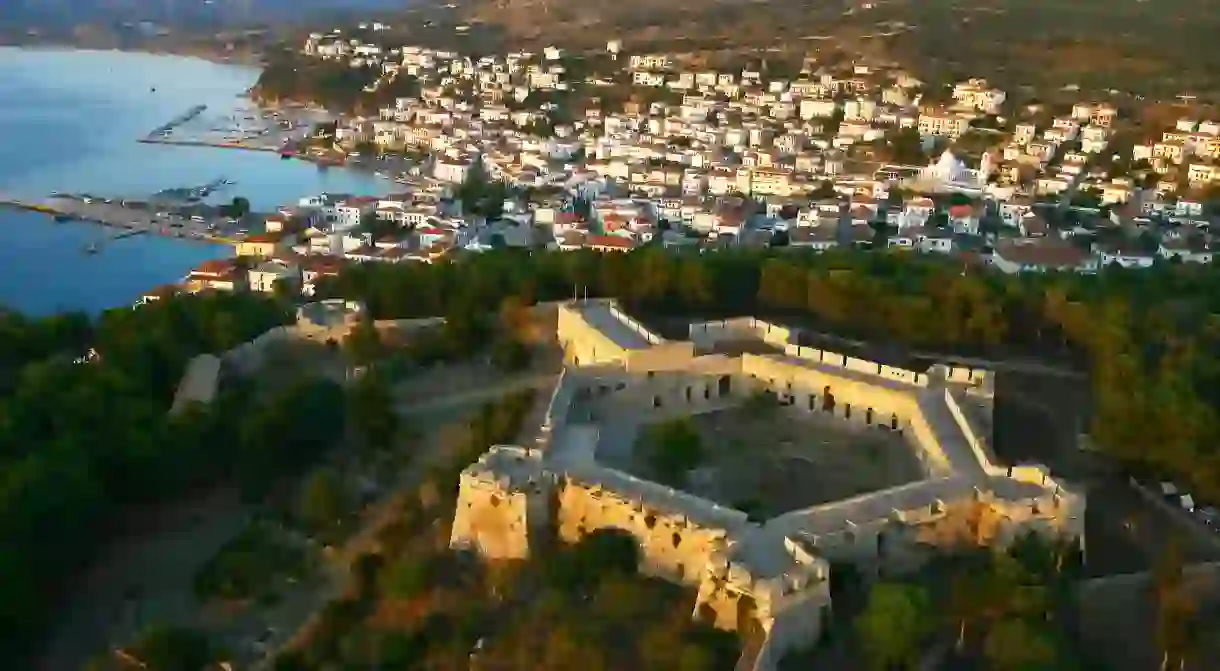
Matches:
[84,242,100,255]
[150,87,156,93]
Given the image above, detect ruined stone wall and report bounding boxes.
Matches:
[221,325,297,375]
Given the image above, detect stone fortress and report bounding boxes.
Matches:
[449,299,1086,671]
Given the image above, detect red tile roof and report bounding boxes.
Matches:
[192,259,236,276]
[585,235,636,250]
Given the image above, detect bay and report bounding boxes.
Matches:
[0,47,389,315]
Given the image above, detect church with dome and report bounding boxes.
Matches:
[919,149,994,189]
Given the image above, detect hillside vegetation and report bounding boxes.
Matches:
[454,0,1220,100]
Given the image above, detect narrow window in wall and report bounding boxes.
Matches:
[685,386,692,402]
[865,408,874,424]
[653,396,662,408]
[891,414,899,430]
[704,387,711,400]
[809,395,816,411]
[845,404,852,420]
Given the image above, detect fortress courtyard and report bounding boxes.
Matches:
[626,405,926,517]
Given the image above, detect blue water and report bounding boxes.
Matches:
[0,47,391,315]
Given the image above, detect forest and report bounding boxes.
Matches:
[0,293,296,662]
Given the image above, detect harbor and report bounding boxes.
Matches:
[140,102,330,156]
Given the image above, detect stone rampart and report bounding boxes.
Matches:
[688,317,762,347]
[941,388,1005,476]
[782,345,930,387]
[930,363,990,388]
[624,341,698,372]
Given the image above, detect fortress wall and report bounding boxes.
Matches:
[930,363,990,388]
[607,301,666,345]
[942,389,1005,476]
[556,480,733,585]
[906,407,955,477]
[783,346,928,387]
[741,354,921,424]
[558,304,631,365]
[986,497,1085,550]
[624,341,698,372]
[450,477,538,560]
[688,317,761,347]
[751,594,829,671]
[750,319,795,350]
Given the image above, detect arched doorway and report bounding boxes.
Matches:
[718,375,731,396]
[890,414,899,430]
[822,386,836,412]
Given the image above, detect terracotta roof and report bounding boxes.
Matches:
[585,235,636,250]
[301,255,345,274]
[242,232,284,244]
[995,239,1089,268]
[192,259,236,276]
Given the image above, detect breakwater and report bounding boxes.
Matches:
[147,104,208,138]
[0,193,238,245]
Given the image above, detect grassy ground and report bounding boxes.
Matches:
[633,406,924,516]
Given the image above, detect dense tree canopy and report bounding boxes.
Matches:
[0,293,290,662]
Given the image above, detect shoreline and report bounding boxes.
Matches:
[0,40,265,68]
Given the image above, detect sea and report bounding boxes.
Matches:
[0,47,392,316]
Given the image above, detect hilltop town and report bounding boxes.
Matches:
[140,24,1220,304]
